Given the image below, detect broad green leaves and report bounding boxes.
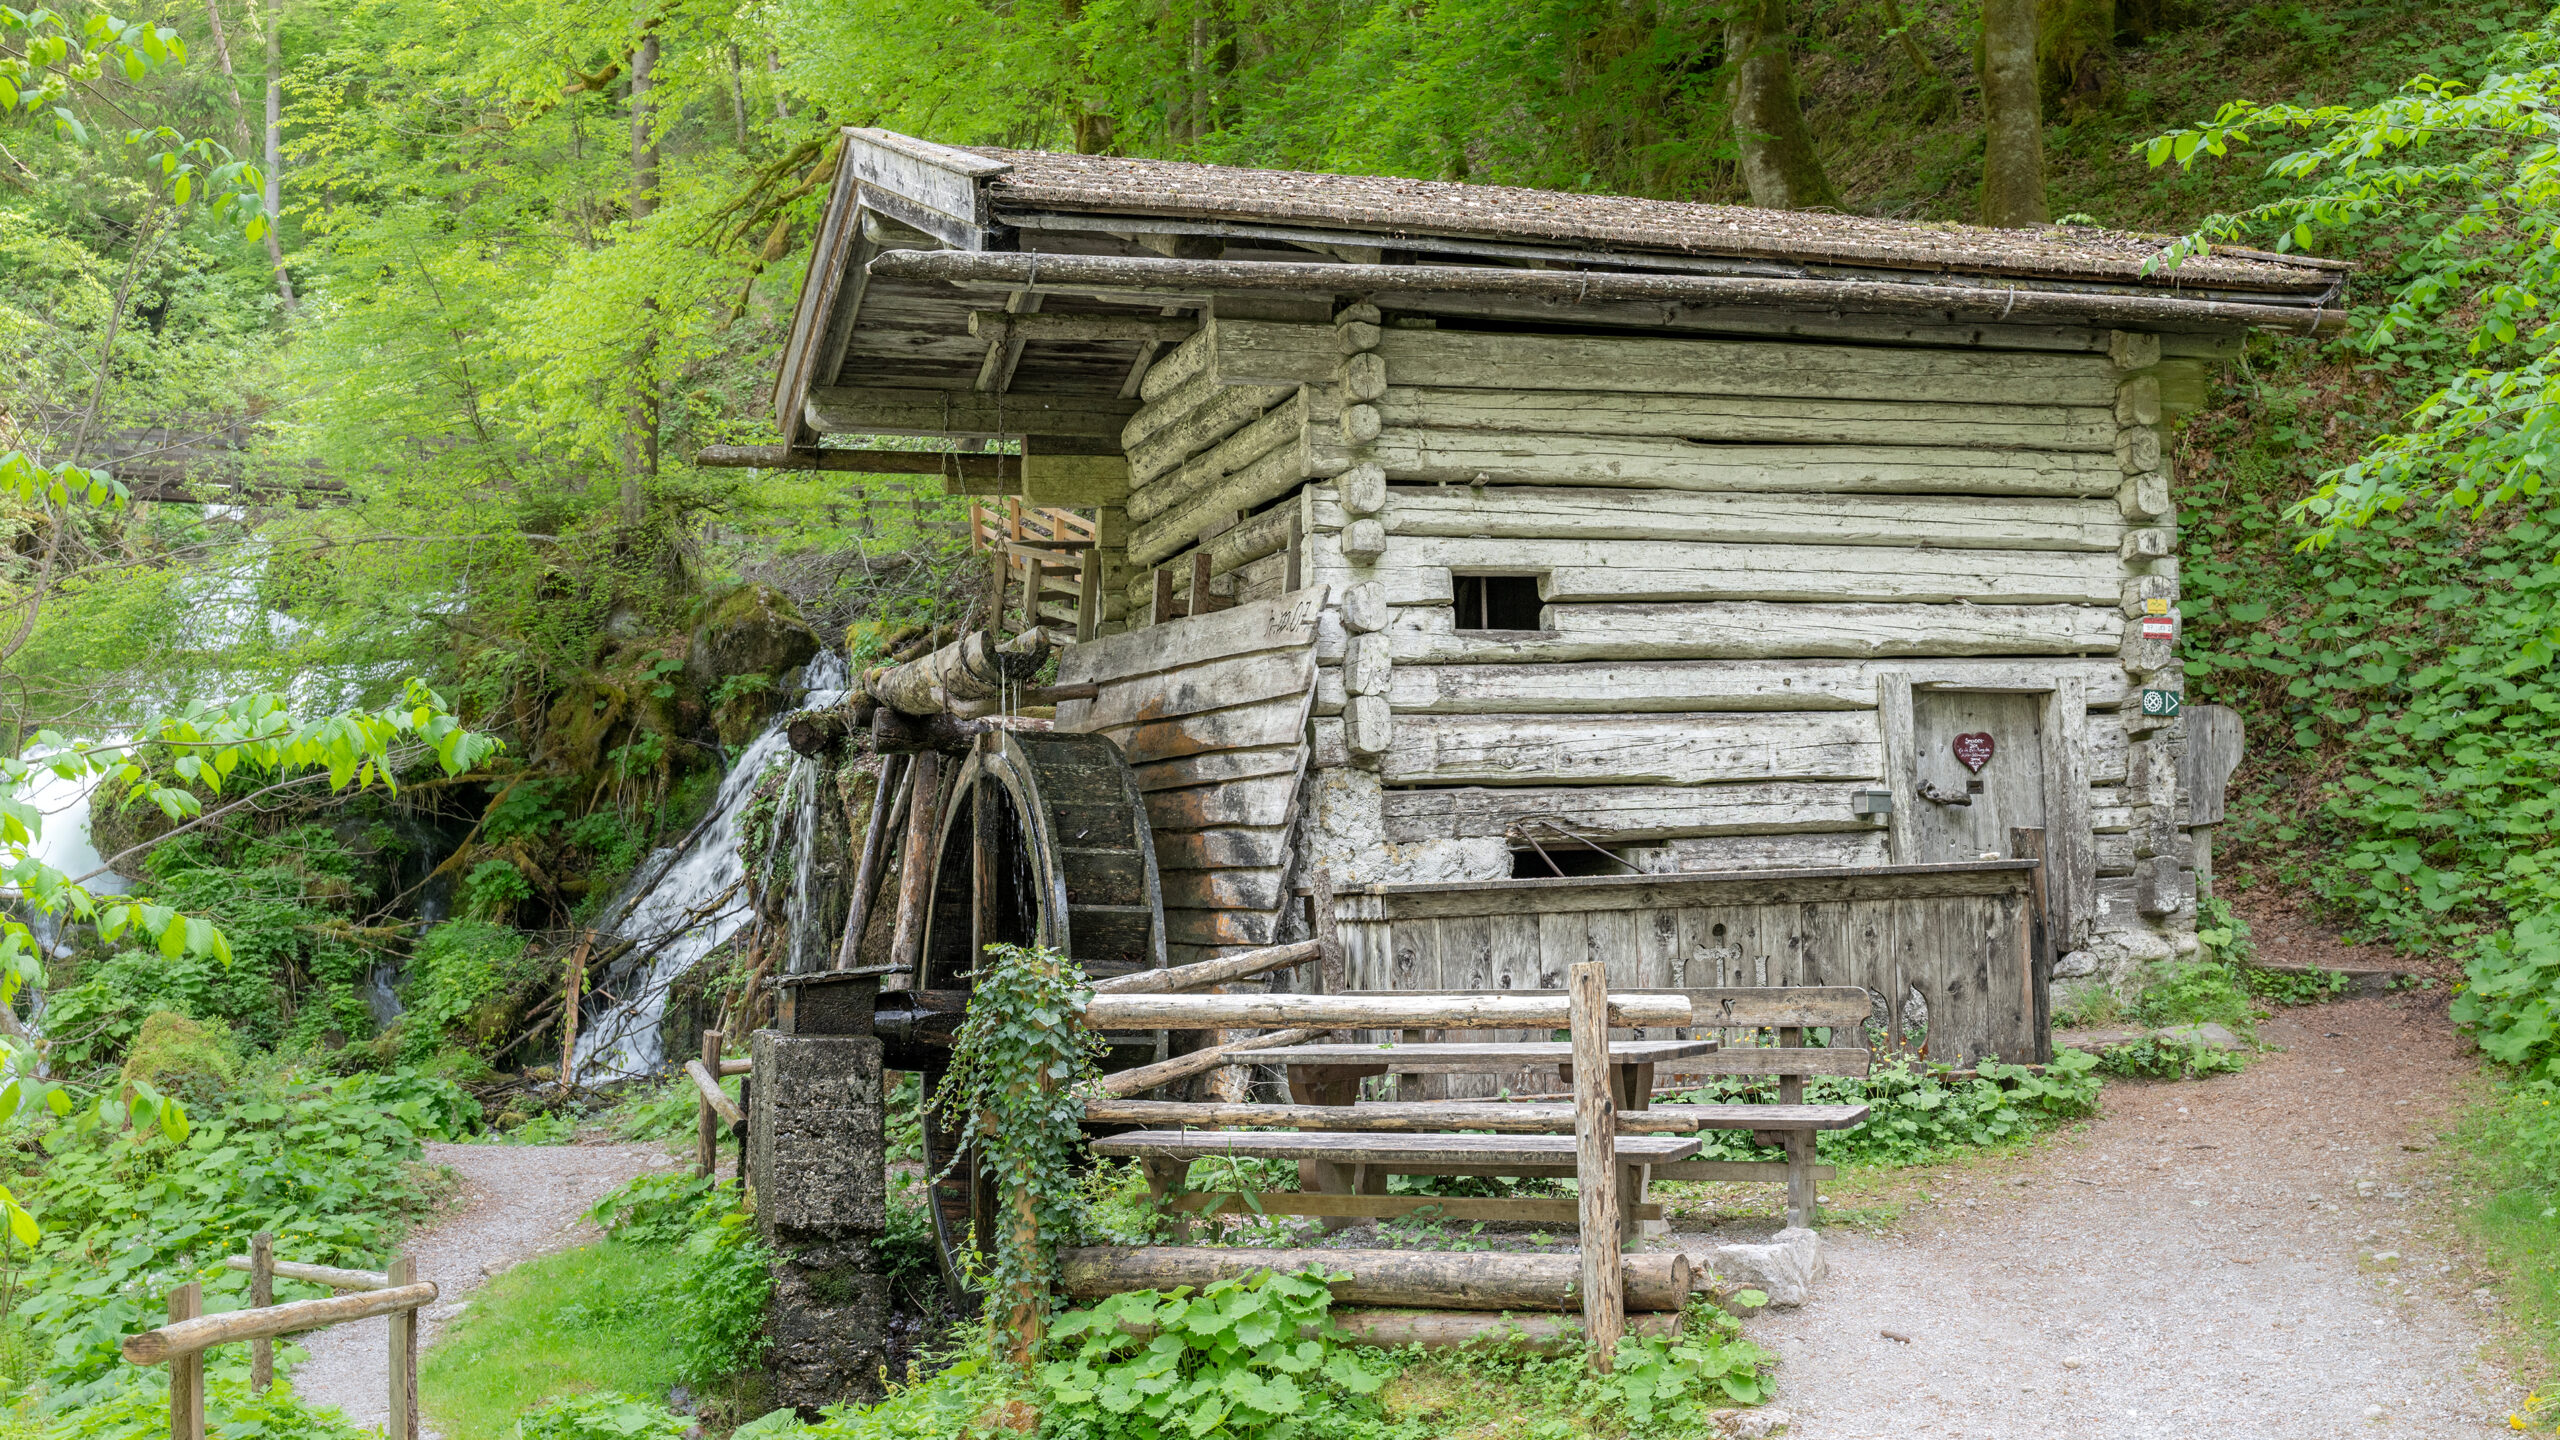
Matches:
[2140,30,2560,546]
[1038,1270,1389,1439]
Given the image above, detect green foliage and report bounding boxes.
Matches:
[114,1012,236,1106]
[1676,1050,2103,1167]
[14,1066,442,1401]
[2092,1036,2249,1079]
[1038,1269,1389,1439]
[332,1070,485,1141]
[420,1240,701,1440]
[33,1366,369,1440]
[1594,1310,1773,1422]
[463,860,534,920]
[2134,961,2257,1034]
[510,1393,693,1440]
[585,1175,772,1384]
[932,941,1108,1317]
[399,920,530,1060]
[873,1176,942,1311]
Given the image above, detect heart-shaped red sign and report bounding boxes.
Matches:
[1952,733,1995,773]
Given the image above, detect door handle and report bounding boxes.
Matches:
[1916,778,1972,807]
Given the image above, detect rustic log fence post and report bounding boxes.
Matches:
[248,1231,275,1394]
[1566,961,1624,1370]
[386,1254,418,1440]
[169,1281,205,1440]
[698,1029,724,1178]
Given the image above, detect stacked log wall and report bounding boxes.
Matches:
[1081,305,2218,983]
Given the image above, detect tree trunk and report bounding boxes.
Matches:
[260,8,295,310]
[1725,0,1842,211]
[205,0,297,310]
[2036,0,2114,116]
[726,44,749,147]
[1976,0,2048,226]
[629,33,659,222]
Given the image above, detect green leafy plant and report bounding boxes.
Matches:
[1676,1049,2102,1167]
[2092,1037,2249,1079]
[512,1391,693,1440]
[585,1174,772,1383]
[1038,1269,1388,1438]
[1595,1304,1775,1423]
[931,941,1107,1346]
[2134,960,2258,1034]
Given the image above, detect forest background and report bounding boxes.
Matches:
[13,0,2560,1433]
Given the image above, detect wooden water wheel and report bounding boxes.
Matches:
[902,727,1167,1301]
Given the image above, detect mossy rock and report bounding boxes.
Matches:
[120,1010,238,1103]
[687,584,819,741]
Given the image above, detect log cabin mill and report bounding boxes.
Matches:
[727,128,2320,1406]
[762,126,2318,995]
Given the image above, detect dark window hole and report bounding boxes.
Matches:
[1454,574,1545,631]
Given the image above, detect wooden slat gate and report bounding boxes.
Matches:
[1331,859,2049,1081]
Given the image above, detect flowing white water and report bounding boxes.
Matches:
[569,653,848,1081]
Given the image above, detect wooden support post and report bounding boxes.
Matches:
[1567,962,1624,1370]
[738,1076,751,1188]
[1784,1130,1817,1230]
[2011,825,2054,1062]
[249,1232,275,1394]
[386,1256,417,1440]
[168,1281,205,1440]
[697,1030,724,1179]
[1076,551,1102,643]
[1284,513,1303,594]
[1188,550,1214,619]
[838,754,906,970]
[558,931,592,1088]
[1307,870,1343,998]
[1152,566,1176,626]
[887,752,943,977]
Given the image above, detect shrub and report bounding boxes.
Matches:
[2093,1037,2248,1079]
[1675,1050,2103,1167]
[115,1012,236,1106]
[400,920,531,1060]
[585,1175,772,1385]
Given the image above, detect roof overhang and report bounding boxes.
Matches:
[772,128,2349,451]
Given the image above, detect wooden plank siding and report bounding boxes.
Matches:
[1333,864,2042,1093]
[1085,311,2196,977]
[1057,588,1327,960]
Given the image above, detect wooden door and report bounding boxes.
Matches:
[1908,692,2046,863]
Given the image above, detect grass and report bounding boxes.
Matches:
[420,1240,695,1440]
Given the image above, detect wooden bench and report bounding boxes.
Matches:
[1298,987,1874,1228]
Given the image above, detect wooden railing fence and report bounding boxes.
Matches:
[686,1028,753,1179]
[968,498,1101,641]
[120,1234,436,1440]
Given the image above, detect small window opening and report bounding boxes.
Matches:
[1454,574,1545,631]
[1511,847,1628,878]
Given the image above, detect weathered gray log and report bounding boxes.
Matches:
[885,752,942,975]
[1095,1027,1323,1098]
[123,1284,440,1363]
[1569,962,1625,1363]
[1078,991,1691,1031]
[1087,940,1320,995]
[836,753,905,969]
[802,384,1137,437]
[1382,711,1877,788]
[866,628,1050,716]
[1081,1099,1868,1132]
[222,1255,388,1292]
[1129,389,1313,521]
[1057,1247,1692,1312]
[1356,429,2121,496]
[870,707,988,755]
[1128,382,1296,487]
[691,444,1020,478]
[786,704,875,756]
[1382,601,2122,665]
[1332,1308,1681,1355]
[685,1058,745,1128]
[1377,386,2115,451]
[969,311,1198,344]
[1372,484,2124,551]
[1380,656,2130,715]
[1360,536,2125,607]
[865,250,2344,336]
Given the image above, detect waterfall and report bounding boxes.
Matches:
[569,652,849,1081]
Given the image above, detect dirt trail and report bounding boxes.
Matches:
[291,1140,675,1434]
[1739,994,2518,1438]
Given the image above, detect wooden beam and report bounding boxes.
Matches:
[804,385,1138,438]
[971,311,1201,344]
[1088,939,1320,995]
[692,444,1020,478]
[222,1255,390,1292]
[1164,1192,1666,1223]
[1059,1246,1693,1312]
[1570,962,1625,1368]
[123,1283,441,1364]
[1096,1026,1324,1098]
[1078,991,1692,1031]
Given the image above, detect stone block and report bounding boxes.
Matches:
[749,1030,886,1242]
[764,1238,890,1414]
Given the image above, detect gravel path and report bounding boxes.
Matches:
[292,1139,678,1434]
[1735,993,2518,1438]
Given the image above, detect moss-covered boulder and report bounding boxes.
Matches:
[120,1010,237,1103]
[688,585,820,744]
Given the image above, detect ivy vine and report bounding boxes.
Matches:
[931,941,1108,1349]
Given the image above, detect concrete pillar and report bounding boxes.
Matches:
[751,970,891,1414]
